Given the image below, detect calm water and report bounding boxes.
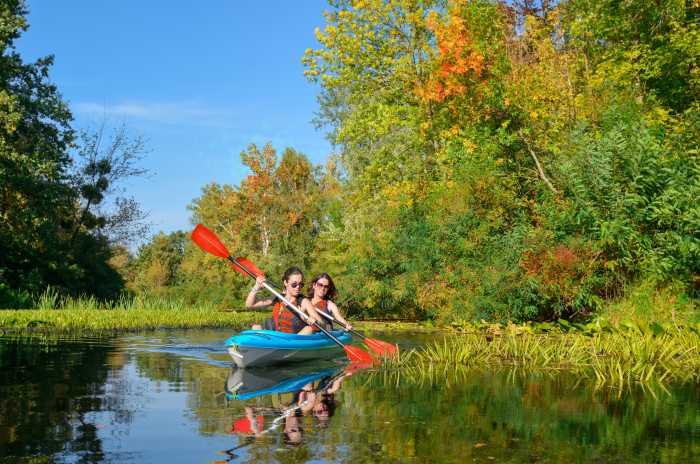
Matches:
[0,329,698,463]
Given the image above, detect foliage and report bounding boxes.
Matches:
[291,0,700,322]
[0,301,258,334]
[7,0,696,323]
[1,2,148,306]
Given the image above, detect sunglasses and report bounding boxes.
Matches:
[289,281,304,289]
[315,282,330,289]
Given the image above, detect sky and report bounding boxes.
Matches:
[16,0,332,240]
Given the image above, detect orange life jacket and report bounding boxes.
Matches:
[272,296,304,333]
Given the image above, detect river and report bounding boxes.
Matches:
[0,329,698,463]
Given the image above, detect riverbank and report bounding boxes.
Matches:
[0,308,260,334]
[2,307,698,389]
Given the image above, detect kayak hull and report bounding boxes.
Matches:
[225,330,352,368]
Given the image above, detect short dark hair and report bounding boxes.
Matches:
[308,273,337,300]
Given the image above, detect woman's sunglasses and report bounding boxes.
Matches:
[289,282,304,289]
[315,282,330,289]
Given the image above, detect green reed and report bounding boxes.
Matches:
[379,326,700,390]
[1,291,258,333]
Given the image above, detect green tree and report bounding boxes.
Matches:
[0,0,76,305]
[0,1,132,305]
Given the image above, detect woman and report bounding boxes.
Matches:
[301,273,352,331]
[245,267,320,334]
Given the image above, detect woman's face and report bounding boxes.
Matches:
[284,273,303,297]
[314,278,330,299]
[284,416,302,444]
[313,401,329,419]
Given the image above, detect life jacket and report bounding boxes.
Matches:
[313,299,333,331]
[231,415,263,434]
[272,296,305,333]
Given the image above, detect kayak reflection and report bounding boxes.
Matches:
[223,362,353,453]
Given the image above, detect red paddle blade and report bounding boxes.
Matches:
[235,257,264,278]
[344,345,375,364]
[191,224,230,258]
[364,338,399,357]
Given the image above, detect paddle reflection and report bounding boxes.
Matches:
[222,363,353,458]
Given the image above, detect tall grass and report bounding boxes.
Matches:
[33,288,224,312]
[379,327,700,390]
[1,289,258,333]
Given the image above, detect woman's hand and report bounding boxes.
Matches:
[253,275,266,291]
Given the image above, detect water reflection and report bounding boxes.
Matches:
[223,363,353,459]
[1,330,699,463]
[0,336,133,463]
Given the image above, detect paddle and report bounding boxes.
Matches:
[312,309,398,357]
[190,224,375,365]
[231,259,397,357]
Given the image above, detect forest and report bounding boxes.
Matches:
[2,0,698,324]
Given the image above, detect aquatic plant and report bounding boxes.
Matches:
[378,325,700,390]
[0,303,258,334]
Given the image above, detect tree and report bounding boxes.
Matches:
[0,0,77,304]
[0,1,139,304]
[71,122,150,246]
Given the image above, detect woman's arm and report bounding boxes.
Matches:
[301,298,323,325]
[328,300,352,330]
[245,275,274,309]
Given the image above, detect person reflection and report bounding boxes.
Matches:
[228,367,353,451]
[299,369,353,428]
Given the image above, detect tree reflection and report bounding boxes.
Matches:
[0,337,129,463]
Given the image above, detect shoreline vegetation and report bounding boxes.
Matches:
[0,293,261,333]
[2,295,698,389]
[380,321,700,390]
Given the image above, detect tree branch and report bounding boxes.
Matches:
[519,132,558,195]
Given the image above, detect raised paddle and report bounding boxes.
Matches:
[190,224,375,365]
[231,257,397,357]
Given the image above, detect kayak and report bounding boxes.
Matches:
[224,330,352,368]
[225,364,342,400]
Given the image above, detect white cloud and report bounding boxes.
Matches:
[72,100,238,127]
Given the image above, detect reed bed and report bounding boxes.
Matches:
[0,291,258,333]
[379,327,700,390]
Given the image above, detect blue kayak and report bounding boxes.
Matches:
[225,330,352,368]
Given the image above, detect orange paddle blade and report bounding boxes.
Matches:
[364,338,399,357]
[344,345,375,365]
[235,257,264,278]
[191,224,230,259]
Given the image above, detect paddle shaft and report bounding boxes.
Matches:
[228,257,347,347]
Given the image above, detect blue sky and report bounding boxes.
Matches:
[17,1,332,239]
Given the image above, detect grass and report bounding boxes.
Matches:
[597,281,699,325]
[0,290,259,334]
[377,323,700,390]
